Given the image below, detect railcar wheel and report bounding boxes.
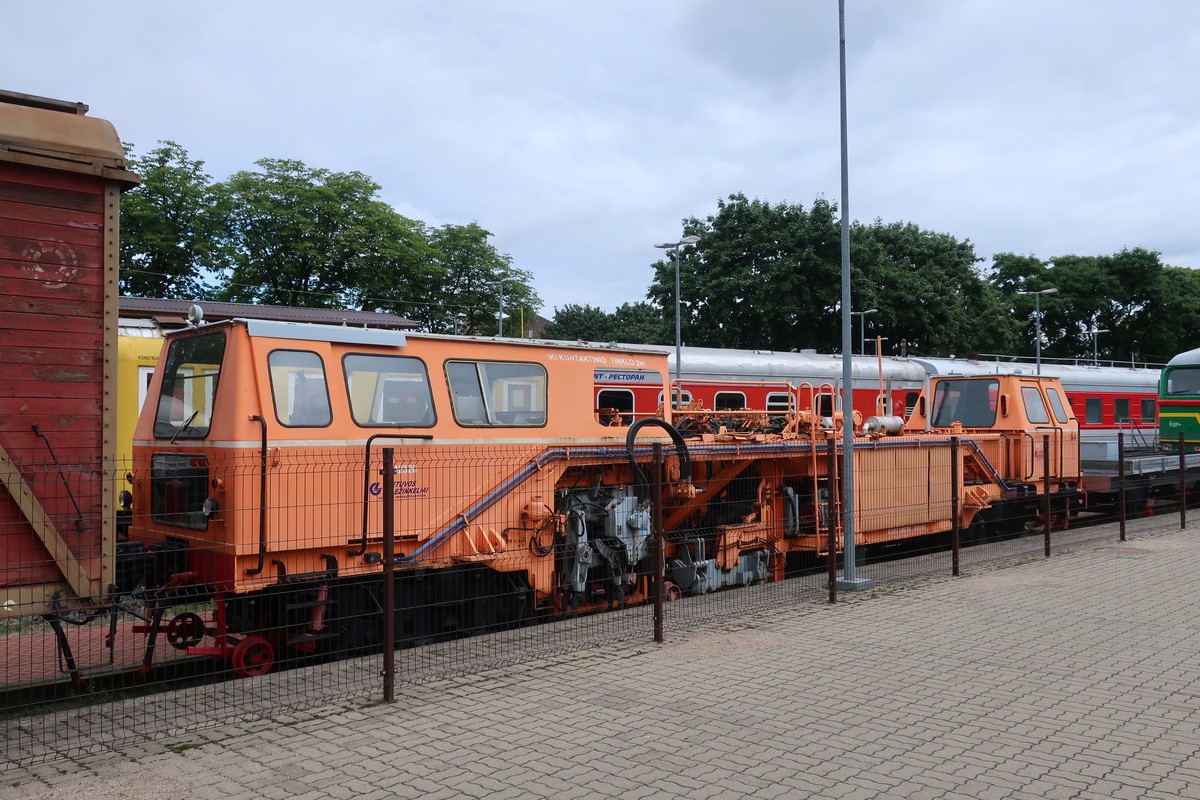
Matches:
[232,635,275,678]
[165,612,206,650]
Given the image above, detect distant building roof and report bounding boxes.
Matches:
[119,297,419,330]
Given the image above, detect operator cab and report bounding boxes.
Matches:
[905,374,1075,434]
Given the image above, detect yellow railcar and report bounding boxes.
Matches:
[116,320,162,521]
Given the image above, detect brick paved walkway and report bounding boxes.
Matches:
[5,520,1200,799]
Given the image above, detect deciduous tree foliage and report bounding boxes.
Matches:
[212,159,433,310]
[119,146,531,332]
[647,193,842,351]
[1140,265,1200,362]
[420,223,537,336]
[119,141,221,299]
[541,302,664,344]
[990,247,1193,364]
[852,219,1018,356]
[542,304,618,342]
[639,193,1014,356]
[611,302,668,344]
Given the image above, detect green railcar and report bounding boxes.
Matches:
[1160,347,1200,453]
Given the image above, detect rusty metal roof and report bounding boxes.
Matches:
[0,89,139,186]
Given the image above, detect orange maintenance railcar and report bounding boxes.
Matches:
[126,316,1082,676]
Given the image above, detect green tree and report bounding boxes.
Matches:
[647,193,842,351]
[1139,265,1200,362]
[542,302,664,344]
[853,220,1016,356]
[988,252,1054,359]
[992,248,1171,363]
[542,304,618,342]
[423,223,538,335]
[119,141,220,299]
[212,159,431,310]
[1064,247,1163,362]
[611,302,668,344]
[650,193,1004,355]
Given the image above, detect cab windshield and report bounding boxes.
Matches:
[1165,366,1200,397]
[930,378,998,428]
[152,332,226,439]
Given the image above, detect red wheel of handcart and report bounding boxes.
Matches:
[165,612,206,650]
[231,635,275,678]
[664,580,682,601]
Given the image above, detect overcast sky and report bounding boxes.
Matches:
[6,1,1199,317]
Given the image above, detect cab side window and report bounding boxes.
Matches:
[1021,386,1050,425]
[269,350,331,428]
[447,360,547,426]
[344,354,435,427]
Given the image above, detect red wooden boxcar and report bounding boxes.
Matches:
[0,90,139,618]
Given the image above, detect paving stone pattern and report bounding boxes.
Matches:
[4,519,1200,799]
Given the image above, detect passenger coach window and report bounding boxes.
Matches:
[1085,398,1102,424]
[714,391,746,410]
[1141,399,1156,424]
[657,390,693,409]
[447,360,546,426]
[269,350,332,428]
[597,389,634,426]
[344,354,434,427]
[816,393,834,418]
[766,392,791,412]
[1114,398,1131,424]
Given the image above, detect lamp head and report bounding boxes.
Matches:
[655,235,700,250]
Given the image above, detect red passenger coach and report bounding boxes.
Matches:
[0,91,139,622]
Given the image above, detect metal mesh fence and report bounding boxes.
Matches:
[2,438,1192,766]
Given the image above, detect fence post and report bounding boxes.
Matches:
[827,434,838,604]
[1118,432,1126,541]
[1043,434,1051,558]
[1181,434,1188,531]
[652,442,664,643]
[382,447,395,703]
[951,436,960,577]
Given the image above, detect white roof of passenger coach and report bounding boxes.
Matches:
[668,346,928,384]
[911,357,1159,393]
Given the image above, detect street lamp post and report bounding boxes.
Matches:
[490,277,516,337]
[1090,326,1110,365]
[850,308,877,355]
[454,313,466,335]
[654,234,701,391]
[1016,287,1058,374]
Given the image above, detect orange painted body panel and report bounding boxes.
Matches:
[129,321,1085,619]
[130,324,672,600]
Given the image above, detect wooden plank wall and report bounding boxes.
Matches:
[0,159,109,600]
